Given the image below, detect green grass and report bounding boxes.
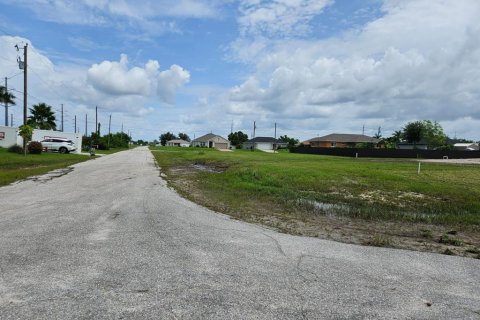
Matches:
[0,148,91,186]
[151,146,480,226]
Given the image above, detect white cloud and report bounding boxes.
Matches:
[223,0,480,139]
[238,0,331,37]
[0,0,221,31]
[157,65,191,104]
[87,54,190,104]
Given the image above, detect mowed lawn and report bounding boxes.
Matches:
[151,147,480,227]
[0,148,91,186]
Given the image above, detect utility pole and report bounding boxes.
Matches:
[107,114,111,148]
[4,77,8,126]
[121,123,123,133]
[10,114,13,127]
[95,106,98,135]
[61,104,64,132]
[22,44,28,126]
[17,43,28,149]
[74,115,76,133]
[274,122,277,139]
[362,124,365,135]
[253,121,256,138]
[85,114,87,136]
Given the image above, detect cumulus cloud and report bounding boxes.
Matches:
[225,0,480,139]
[87,54,190,103]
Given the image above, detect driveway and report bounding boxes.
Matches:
[0,147,479,319]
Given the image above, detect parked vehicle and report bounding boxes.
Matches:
[40,138,76,153]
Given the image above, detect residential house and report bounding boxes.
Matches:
[243,137,288,151]
[166,139,190,147]
[190,133,230,149]
[306,133,380,148]
[453,143,479,151]
[397,140,429,150]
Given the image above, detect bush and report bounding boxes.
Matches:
[28,141,43,154]
[7,145,24,154]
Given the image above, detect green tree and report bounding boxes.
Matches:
[402,121,424,147]
[228,131,248,146]
[18,124,33,156]
[27,103,56,130]
[178,132,190,142]
[0,86,16,126]
[421,120,447,149]
[401,120,447,149]
[279,135,299,148]
[0,86,16,105]
[159,132,177,146]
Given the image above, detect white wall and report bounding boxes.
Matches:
[32,129,83,154]
[0,126,18,148]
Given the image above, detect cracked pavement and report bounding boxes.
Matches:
[0,147,479,319]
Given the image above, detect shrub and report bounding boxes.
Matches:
[28,141,43,154]
[8,145,24,154]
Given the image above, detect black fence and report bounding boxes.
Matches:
[291,146,480,159]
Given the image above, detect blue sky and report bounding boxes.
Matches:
[1,0,479,141]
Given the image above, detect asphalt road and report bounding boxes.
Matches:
[0,147,479,319]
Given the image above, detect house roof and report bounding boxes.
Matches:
[308,133,379,144]
[192,133,228,143]
[245,136,286,143]
[167,139,190,144]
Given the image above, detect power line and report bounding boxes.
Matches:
[6,71,23,79]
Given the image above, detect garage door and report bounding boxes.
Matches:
[215,143,228,149]
[256,142,272,150]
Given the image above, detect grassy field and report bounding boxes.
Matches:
[151,146,480,257]
[0,148,92,187]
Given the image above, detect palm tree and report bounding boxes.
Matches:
[1,86,16,126]
[27,103,57,130]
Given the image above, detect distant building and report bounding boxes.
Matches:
[453,143,479,151]
[191,133,230,149]
[243,137,288,151]
[397,141,429,150]
[166,139,190,147]
[306,133,379,148]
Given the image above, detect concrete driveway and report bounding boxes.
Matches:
[0,147,479,319]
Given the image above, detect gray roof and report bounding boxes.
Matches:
[192,133,227,143]
[309,134,379,144]
[245,137,286,143]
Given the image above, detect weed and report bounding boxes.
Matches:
[443,248,455,255]
[420,229,433,238]
[365,234,392,247]
[438,235,464,246]
[466,248,480,254]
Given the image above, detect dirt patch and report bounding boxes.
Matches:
[163,164,480,259]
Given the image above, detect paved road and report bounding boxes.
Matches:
[0,147,479,319]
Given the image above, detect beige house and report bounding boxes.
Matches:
[166,139,190,147]
[191,133,230,149]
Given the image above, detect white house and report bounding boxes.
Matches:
[243,137,288,151]
[166,139,190,147]
[453,143,479,151]
[190,133,230,149]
